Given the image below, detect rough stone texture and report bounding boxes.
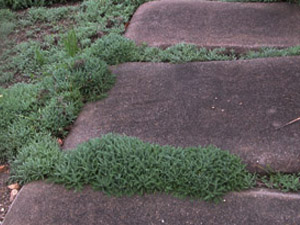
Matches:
[63,57,300,173]
[125,0,300,52]
[3,181,300,225]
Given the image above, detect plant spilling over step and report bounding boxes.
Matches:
[0,0,300,201]
[0,31,241,165]
[258,173,300,192]
[9,134,255,201]
[0,53,115,163]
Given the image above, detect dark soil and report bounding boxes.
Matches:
[0,166,11,223]
[0,4,77,89]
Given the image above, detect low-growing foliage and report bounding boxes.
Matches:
[27,5,78,23]
[0,72,13,84]
[63,30,80,57]
[10,135,62,182]
[0,8,15,22]
[0,0,82,10]
[69,56,115,100]
[10,134,255,201]
[89,34,236,64]
[0,9,16,43]
[90,33,140,64]
[259,173,300,192]
[34,47,46,66]
[0,83,40,162]
[242,46,300,59]
[11,41,47,77]
[1,0,300,200]
[39,94,80,137]
[0,49,115,162]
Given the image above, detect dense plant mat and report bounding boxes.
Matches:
[0,0,82,10]
[9,134,255,201]
[0,0,300,201]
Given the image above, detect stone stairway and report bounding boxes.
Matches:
[63,57,300,173]
[3,1,300,224]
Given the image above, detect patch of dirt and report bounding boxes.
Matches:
[0,166,11,223]
[9,19,76,45]
[47,1,82,8]
[1,10,76,88]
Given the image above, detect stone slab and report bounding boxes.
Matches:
[125,0,300,52]
[63,57,300,173]
[3,181,300,225]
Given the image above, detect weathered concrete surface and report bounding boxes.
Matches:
[63,57,300,173]
[125,0,300,52]
[3,182,300,225]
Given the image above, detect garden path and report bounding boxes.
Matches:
[3,1,300,224]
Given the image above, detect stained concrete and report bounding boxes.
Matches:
[3,181,300,225]
[63,57,300,173]
[125,0,300,52]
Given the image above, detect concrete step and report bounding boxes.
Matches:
[125,0,300,52]
[3,181,300,225]
[4,57,300,225]
[63,57,300,173]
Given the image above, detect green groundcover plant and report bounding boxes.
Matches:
[0,0,300,201]
[0,0,81,10]
[10,134,255,201]
[259,173,300,192]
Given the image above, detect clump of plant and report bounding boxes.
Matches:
[0,84,40,162]
[0,47,114,163]
[0,9,16,41]
[144,43,236,63]
[0,0,82,10]
[89,34,236,65]
[48,54,115,101]
[90,33,140,64]
[9,41,49,78]
[9,134,62,183]
[63,30,80,57]
[259,173,300,192]
[242,46,300,59]
[10,134,255,201]
[38,93,82,137]
[26,5,78,23]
